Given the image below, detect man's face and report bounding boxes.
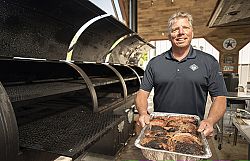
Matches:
[169,18,193,49]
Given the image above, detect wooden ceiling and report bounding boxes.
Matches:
[136,0,250,53]
[137,0,216,40]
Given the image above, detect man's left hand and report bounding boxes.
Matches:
[198,119,214,137]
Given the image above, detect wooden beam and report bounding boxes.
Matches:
[118,0,129,26]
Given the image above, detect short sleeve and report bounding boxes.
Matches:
[140,60,154,92]
[208,60,228,96]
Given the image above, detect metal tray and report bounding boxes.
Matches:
[134,112,212,161]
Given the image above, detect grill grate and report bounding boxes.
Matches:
[5,80,86,103]
[18,106,123,159]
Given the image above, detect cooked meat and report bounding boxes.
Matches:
[175,142,204,155]
[178,123,198,135]
[141,133,203,155]
[140,137,169,150]
[140,115,205,156]
[150,118,167,127]
[150,125,178,132]
[140,137,155,145]
[153,116,169,121]
[144,130,175,138]
[167,119,197,128]
[150,125,166,131]
[168,116,197,123]
[163,126,178,132]
[153,115,198,125]
[167,116,198,126]
[169,133,202,146]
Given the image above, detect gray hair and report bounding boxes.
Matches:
[167,12,193,35]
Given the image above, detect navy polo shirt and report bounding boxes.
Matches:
[140,46,227,119]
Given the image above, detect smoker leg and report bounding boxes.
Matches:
[233,126,238,146]
[215,118,223,150]
[217,132,223,150]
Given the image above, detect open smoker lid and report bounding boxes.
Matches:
[0,0,105,60]
[0,0,154,64]
[107,34,155,65]
[69,15,134,62]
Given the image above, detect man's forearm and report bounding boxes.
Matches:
[135,90,151,127]
[135,95,148,115]
[207,96,227,124]
[135,90,150,115]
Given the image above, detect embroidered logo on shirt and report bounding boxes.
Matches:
[189,64,199,71]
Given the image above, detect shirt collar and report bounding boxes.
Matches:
[165,45,196,60]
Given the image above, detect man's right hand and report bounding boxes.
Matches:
[137,114,150,127]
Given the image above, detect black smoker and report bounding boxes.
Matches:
[0,0,154,161]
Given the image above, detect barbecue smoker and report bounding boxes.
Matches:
[0,1,154,161]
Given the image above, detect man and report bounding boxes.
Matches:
[135,12,227,137]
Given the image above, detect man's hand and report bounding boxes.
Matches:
[137,114,150,127]
[198,119,214,137]
[199,96,226,137]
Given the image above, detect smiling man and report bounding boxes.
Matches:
[135,12,227,137]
